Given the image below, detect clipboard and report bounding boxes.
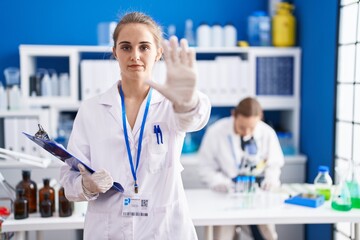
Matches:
[23,132,124,193]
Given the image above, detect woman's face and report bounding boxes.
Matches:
[113,23,162,82]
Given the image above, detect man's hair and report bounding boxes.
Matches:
[233,97,263,118]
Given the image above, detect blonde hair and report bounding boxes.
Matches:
[112,12,164,49]
[233,97,263,118]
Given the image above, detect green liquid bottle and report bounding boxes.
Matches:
[331,180,352,211]
[346,164,360,209]
[314,166,333,201]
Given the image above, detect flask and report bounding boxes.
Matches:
[211,24,224,47]
[313,166,333,200]
[184,19,196,46]
[248,11,271,46]
[196,22,211,47]
[39,178,55,213]
[14,188,28,219]
[16,170,37,213]
[346,164,360,209]
[272,2,296,47]
[58,187,73,217]
[224,23,237,47]
[331,167,352,211]
[40,192,53,217]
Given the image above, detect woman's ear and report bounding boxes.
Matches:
[156,47,163,61]
[113,47,117,59]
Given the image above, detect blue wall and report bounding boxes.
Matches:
[294,0,338,239]
[0,0,265,84]
[0,1,339,240]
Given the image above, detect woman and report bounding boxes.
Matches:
[60,12,210,240]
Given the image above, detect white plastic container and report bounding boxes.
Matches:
[314,166,333,201]
[196,23,211,47]
[8,85,21,110]
[224,23,237,47]
[59,73,70,96]
[211,24,224,47]
[41,73,52,96]
[0,84,7,110]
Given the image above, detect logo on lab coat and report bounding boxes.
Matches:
[124,198,131,206]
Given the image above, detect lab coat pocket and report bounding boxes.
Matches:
[147,122,169,173]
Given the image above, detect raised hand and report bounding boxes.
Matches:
[146,36,199,113]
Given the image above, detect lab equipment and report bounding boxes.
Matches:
[211,24,223,47]
[40,72,52,96]
[284,193,325,208]
[3,67,20,86]
[8,85,21,110]
[331,167,352,211]
[167,24,176,37]
[272,2,296,47]
[97,22,117,46]
[184,19,196,46]
[248,11,271,46]
[40,192,52,218]
[196,22,211,47]
[314,165,333,200]
[59,73,70,96]
[16,170,37,213]
[14,189,28,219]
[39,178,55,213]
[346,163,360,208]
[224,23,237,47]
[58,187,73,217]
[0,84,7,110]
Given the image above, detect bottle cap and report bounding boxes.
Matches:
[318,166,329,173]
[43,178,50,186]
[22,170,31,178]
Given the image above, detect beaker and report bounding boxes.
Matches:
[4,67,20,86]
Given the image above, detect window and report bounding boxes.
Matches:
[334,0,360,239]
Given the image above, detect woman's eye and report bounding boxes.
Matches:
[140,45,150,51]
[120,46,131,51]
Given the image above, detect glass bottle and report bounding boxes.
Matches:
[331,167,352,211]
[14,189,28,219]
[58,187,73,217]
[40,192,53,217]
[313,166,333,200]
[16,170,37,213]
[39,178,55,212]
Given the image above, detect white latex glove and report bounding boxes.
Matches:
[78,164,113,194]
[146,36,199,113]
[261,179,280,191]
[210,183,230,193]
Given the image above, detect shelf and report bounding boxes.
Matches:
[180,153,307,166]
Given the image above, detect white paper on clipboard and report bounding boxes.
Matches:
[22,132,124,193]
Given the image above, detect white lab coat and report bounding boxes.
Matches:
[198,116,284,190]
[60,81,211,240]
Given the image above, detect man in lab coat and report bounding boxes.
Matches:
[198,97,284,240]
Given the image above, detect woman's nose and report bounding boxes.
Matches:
[131,50,140,61]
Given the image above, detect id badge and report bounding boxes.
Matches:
[122,194,149,217]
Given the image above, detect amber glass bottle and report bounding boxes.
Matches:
[58,187,73,217]
[40,192,53,217]
[16,170,37,213]
[14,189,29,219]
[39,178,55,213]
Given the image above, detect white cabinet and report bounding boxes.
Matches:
[16,45,301,152]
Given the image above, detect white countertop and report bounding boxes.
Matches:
[3,188,360,233]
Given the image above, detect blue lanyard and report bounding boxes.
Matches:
[119,85,152,194]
